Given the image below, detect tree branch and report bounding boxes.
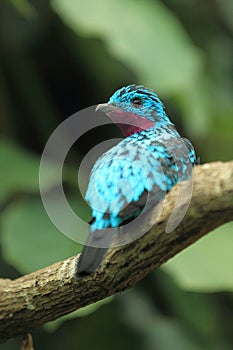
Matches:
[0,161,233,343]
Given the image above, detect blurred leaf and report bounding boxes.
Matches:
[144,318,201,350]
[0,140,40,202]
[52,0,211,137]
[6,52,60,140]
[177,83,210,137]
[45,297,113,331]
[217,0,233,33]
[163,222,233,292]
[0,0,35,51]
[0,139,61,203]
[1,193,111,325]
[119,289,201,350]
[1,197,82,273]
[157,271,229,349]
[52,0,203,94]
[8,0,36,17]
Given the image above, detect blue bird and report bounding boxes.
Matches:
[77,84,197,276]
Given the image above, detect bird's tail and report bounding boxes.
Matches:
[77,229,113,277]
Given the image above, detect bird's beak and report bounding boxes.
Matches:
[95,103,119,113]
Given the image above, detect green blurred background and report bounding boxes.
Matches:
[0,0,233,349]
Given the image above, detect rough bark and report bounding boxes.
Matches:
[0,161,232,343]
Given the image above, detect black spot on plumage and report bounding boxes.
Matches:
[135,89,146,95]
[119,87,127,98]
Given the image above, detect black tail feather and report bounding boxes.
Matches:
[77,245,108,277]
[77,228,114,277]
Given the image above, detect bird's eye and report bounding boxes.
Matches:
[131,98,142,107]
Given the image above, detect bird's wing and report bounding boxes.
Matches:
[161,136,196,186]
[77,136,196,275]
[85,136,195,228]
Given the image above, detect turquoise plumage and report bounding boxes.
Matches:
[77,85,197,276]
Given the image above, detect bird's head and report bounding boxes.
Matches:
[96,84,173,137]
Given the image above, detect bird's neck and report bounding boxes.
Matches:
[116,121,154,137]
[117,119,174,138]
